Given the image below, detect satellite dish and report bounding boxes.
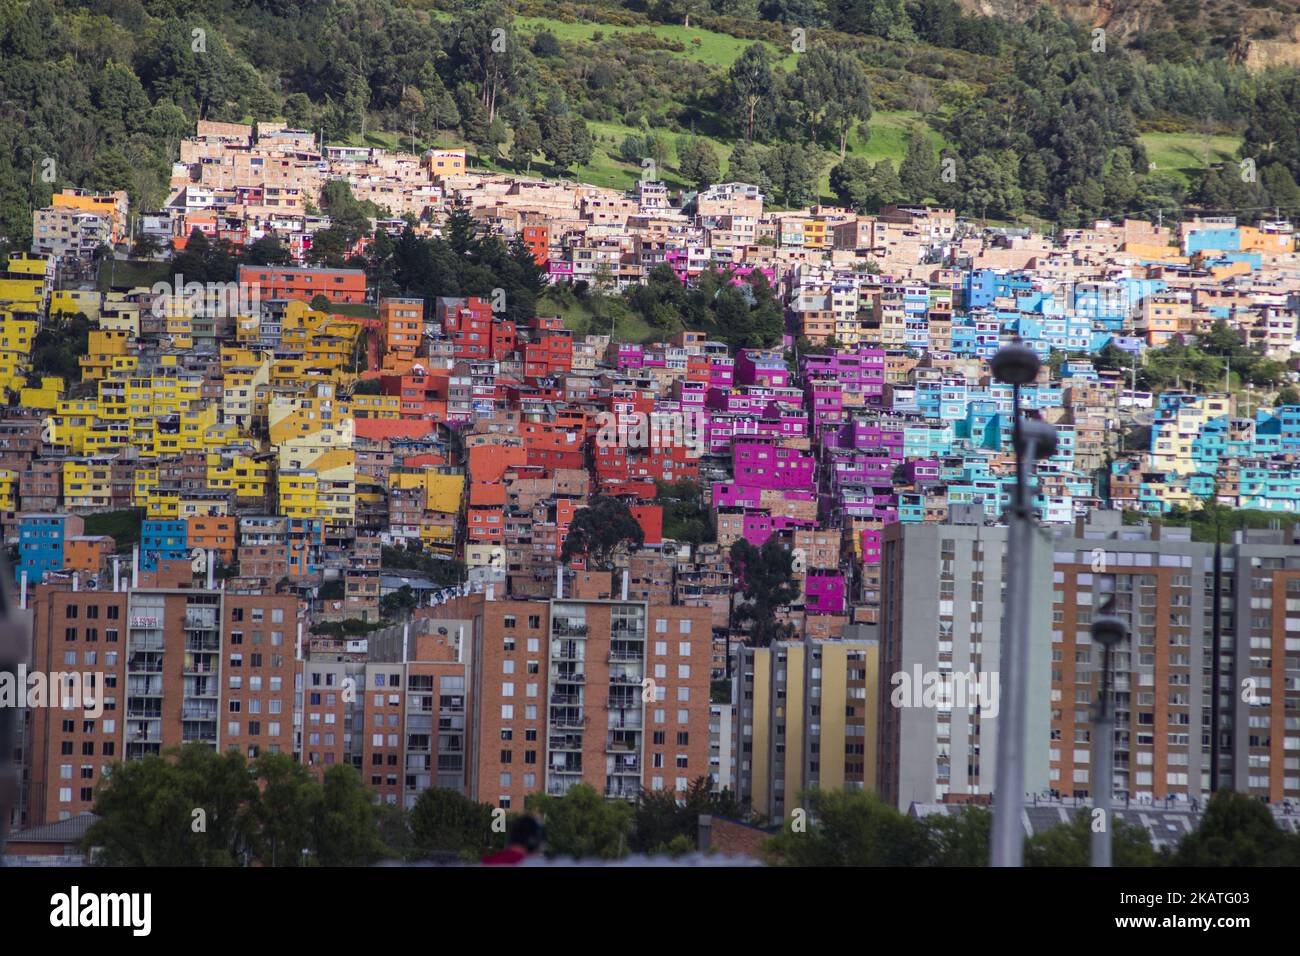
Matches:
[85,576,99,591]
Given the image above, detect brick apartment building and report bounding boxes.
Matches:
[432,577,713,810]
[24,580,300,824]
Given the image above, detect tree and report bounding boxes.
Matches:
[1242,74,1300,184]
[1174,789,1300,866]
[726,141,769,192]
[830,157,901,214]
[410,788,500,861]
[246,235,293,266]
[484,116,508,161]
[790,46,872,158]
[763,143,822,208]
[540,114,594,176]
[1276,386,1300,407]
[964,152,1024,222]
[132,233,162,259]
[1103,147,1139,216]
[1025,810,1162,867]
[85,744,257,866]
[656,0,709,27]
[729,537,799,646]
[531,29,562,57]
[561,495,645,569]
[898,127,939,204]
[525,783,633,859]
[511,120,542,173]
[759,0,827,26]
[677,136,721,191]
[921,806,993,866]
[251,752,318,867]
[764,789,931,864]
[312,764,385,866]
[727,44,775,143]
[632,777,741,853]
[830,0,914,40]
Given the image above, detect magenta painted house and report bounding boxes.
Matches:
[861,529,883,565]
[673,379,708,407]
[807,378,844,430]
[734,349,789,388]
[800,347,886,405]
[616,344,645,369]
[732,442,815,489]
[805,572,845,615]
[740,513,816,547]
[713,482,762,509]
[708,356,734,389]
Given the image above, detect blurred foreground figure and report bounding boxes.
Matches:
[482,815,544,865]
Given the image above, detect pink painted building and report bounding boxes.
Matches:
[732,442,816,490]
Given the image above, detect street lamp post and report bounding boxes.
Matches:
[1090,612,1128,867]
[989,343,1057,868]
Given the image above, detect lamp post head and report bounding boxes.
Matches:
[1016,417,1059,460]
[991,343,1041,386]
[1092,615,1129,649]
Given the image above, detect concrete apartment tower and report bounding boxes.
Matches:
[877,504,1054,811]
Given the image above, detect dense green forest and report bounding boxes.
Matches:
[3,0,1300,260]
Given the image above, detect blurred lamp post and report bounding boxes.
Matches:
[989,343,1057,867]
[1090,610,1128,868]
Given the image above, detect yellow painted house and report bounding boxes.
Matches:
[0,469,17,511]
[206,450,271,499]
[0,311,37,392]
[62,458,115,510]
[50,289,102,320]
[79,329,132,381]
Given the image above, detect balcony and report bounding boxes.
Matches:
[550,711,586,730]
[605,782,641,799]
[552,625,588,638]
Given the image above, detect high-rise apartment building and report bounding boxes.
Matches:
[25,581,300,824]
[877,507,1054,811]
[876,507,1300,812]
[1049,512,1210,805]
[431,585,713,810]
[732,633,880,821]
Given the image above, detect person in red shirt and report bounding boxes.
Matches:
[482,815,544,865]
